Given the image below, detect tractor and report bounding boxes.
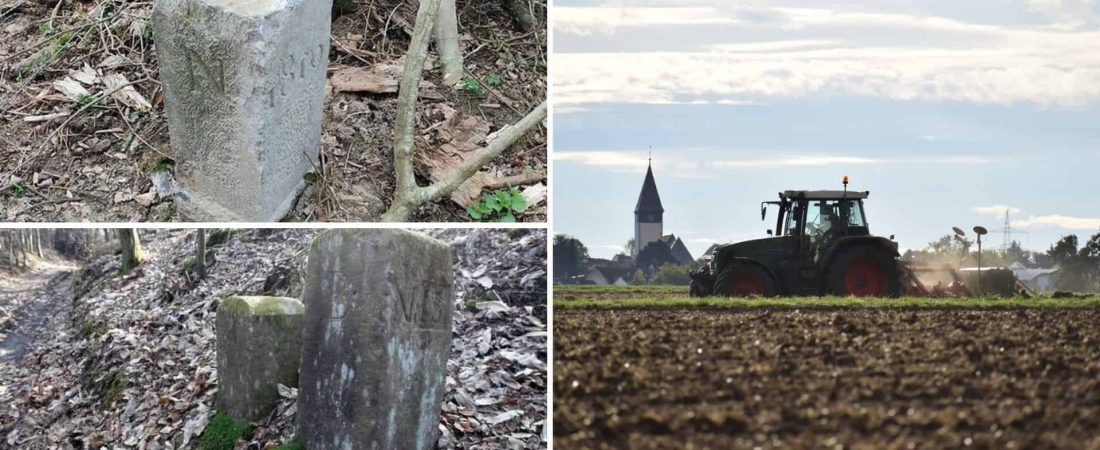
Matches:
[690,179,902,297]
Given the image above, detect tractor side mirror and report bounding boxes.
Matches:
[767,229,773,236]
[890,234,895,240]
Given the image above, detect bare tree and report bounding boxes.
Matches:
[435,0,463,86]
[16,230,26,267]
[3,231,13,269]
[195,229,206,280]
[117,229,144,273]
[35,229,43,258]
[381,0,546,221]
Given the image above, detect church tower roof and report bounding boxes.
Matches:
[634,162,664,214]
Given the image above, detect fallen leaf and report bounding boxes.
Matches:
[102,73,151,111]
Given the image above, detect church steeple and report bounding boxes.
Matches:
[633,159,664,256]
[634,161,664,217]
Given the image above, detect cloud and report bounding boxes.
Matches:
[554,150,653,170]
[555,151,992,173]
[1012,214,1100,230]
[554,5,1100,108]
[974,205,1022,216]
[712,155,876,169]
[554,6,743,35]
[1025,0,1099,29]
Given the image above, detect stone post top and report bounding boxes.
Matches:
[195,0,297,16]
[310,229,450,253]
[221,296,304,316]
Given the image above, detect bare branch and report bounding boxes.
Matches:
[421,101,546,201]
[381,100,546,222]
[391,0,444,210]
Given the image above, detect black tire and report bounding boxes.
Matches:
[689,279,710,297]
[713,261,777,297]
[825,244,901,297]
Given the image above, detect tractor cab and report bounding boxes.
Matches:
[691,178,900,298]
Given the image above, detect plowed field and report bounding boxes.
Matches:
[554,307,1100,449]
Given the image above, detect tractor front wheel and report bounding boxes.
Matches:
[713,262,776,297]
[689,279,711,297]
[825,245,901,297]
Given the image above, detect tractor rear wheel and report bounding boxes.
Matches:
[713,262,776,297]
[825,245,900,297]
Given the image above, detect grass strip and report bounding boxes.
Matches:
[555,294,1100,310]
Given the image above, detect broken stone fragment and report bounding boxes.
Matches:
[215,295,304,422]
[298,229,454,450]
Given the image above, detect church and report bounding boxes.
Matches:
[582,161,695,285]
[632,161,693,265]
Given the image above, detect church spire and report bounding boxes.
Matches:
[634,159,664,215]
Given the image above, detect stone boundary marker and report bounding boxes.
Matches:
[152,0,332,221]
[299,229,454,450]
[215,295,304,422]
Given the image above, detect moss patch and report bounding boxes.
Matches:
[99,369,127,409]
[77,320,109,340]
[221,296,304,316]
[272,442,304,450]
[199,412,253,450]
[207,229,234,247]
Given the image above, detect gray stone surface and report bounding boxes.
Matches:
[299,229,454,450]
[215,295,304,422]
[152,0,331,221]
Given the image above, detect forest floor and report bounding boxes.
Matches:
[0,228,547,449]
[0,0,546,222]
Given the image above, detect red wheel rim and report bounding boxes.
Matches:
[728,273,765,296]
[843,258,887,296]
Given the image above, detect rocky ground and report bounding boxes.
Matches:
[0,228,547,449]
[0,0,546,222]
[555,308,1100,450]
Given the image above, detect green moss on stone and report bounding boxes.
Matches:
[200,412,253,450]
[221,296,304,316]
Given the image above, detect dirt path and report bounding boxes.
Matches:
[0,261,78,363]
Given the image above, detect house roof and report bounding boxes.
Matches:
[664,235,694,264]
[589,265,632,282]
[634,164,664,214]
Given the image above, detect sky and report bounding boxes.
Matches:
[551,0,1100,260]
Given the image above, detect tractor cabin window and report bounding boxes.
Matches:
[784,204,801,236]
[803,199,866,241]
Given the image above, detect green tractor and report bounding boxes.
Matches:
[690,181,901,297]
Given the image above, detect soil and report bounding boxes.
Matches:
[554,308,1100,450]
[0,0,546,222]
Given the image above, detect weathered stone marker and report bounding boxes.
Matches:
[299,229,454,450]
[216,295,304,422]
[152,0,332,221]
